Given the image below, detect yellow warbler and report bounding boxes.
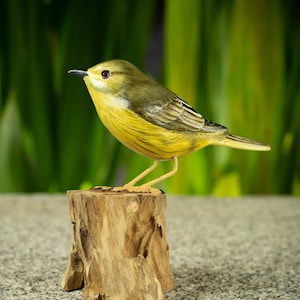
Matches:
[69,59,270,192]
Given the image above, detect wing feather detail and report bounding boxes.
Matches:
[142,95,205,131]
[131,93,227,133]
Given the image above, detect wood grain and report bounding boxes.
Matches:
[62,189,174,300]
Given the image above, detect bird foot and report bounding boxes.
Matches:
[92,185,163,194]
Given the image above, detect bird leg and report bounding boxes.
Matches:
[103,157,178,194]
[123,160,159,188]
[138,156,178,190]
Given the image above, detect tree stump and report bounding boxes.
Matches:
[62,188,174,300]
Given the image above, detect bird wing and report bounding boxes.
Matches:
[147,95,205,131]
[131,92,227,133]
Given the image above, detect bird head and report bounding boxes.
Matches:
[69,59,147,96]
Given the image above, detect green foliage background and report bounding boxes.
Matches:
[0,0,299,195]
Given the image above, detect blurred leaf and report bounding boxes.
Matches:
[0,0,299,195]
[0,93,26,191]
[212,172,241,197]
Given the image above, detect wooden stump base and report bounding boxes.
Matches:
[62,188,174,300]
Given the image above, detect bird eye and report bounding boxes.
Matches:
[101,70,111,79]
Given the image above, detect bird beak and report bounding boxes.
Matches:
[68,69,88,78]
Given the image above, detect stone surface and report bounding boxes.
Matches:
[0,194,299,299]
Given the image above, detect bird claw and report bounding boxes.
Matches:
[92,185,163,194]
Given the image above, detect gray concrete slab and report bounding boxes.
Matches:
[0,194,299,299]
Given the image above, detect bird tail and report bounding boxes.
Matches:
[212,133,271,151]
